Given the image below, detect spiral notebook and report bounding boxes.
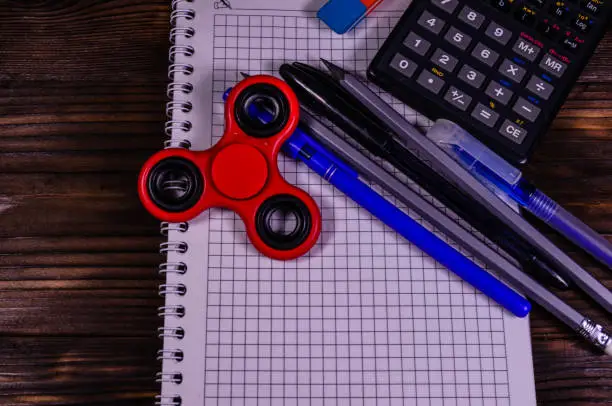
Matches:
[156,0,537,405]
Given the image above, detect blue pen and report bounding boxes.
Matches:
[224,87,531,317]
[427,119,612,271]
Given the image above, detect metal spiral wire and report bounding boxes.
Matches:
[156,1,195,404]
[157,349,185,362]
[154,395,182,406]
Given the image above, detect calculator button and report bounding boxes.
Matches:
[582,0,602,15]
[444,26,472,51]
[562,36,582,53]
[458,64,486,88]
[431,49,458,72]
[499,119,528,144]
[550,2,569,19]
[526,75,554,100]
[485,81,514,105]
[390,54,418,78]
[527,0,545,7]
[572,12,593,33]
[472,43,500,67]
[417,70,446,94]
[513,97,541,122]
[491,0,513,12]
[512,38,541,62]
[444,86,473,111]
[471,103,500,128]
[418,10,446,35]
[458,6,486,29]
[536,20,560,39]
[499,59,527,83]
[431,0,459,14]
[404,32,432,56]
[485,21,513,45]
[539,54,568,78]
[515,5,538,26]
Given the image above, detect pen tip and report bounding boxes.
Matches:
[320,59,345,80]
[240,72,250,79]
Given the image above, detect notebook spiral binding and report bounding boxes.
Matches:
[155,1,196,405]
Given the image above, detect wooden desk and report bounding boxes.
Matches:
[0,1,610,405]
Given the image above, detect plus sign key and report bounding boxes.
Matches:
[444,86,473,111]
[485,81,514,105]
[526,75,554,100]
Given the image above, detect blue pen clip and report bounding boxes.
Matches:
[425,120,524,212]
[288,131,359,179]
[425,120,523,186]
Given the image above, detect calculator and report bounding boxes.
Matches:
[368,0,612,164]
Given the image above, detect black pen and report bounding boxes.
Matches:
[279,62,570,290]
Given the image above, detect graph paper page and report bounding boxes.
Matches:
[161,0,537,405]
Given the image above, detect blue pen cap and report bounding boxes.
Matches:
[317,0,368,34]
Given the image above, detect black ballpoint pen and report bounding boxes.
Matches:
[279,62,570,290]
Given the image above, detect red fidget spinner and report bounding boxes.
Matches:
[138,75,321,260]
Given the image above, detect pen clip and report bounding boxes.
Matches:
[427,120,523,186]
[298,129,359,179]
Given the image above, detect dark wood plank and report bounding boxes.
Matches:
[0,0,611,405]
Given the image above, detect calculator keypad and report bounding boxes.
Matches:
[369,0,611,163]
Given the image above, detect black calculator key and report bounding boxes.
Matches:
[418,10,446,34]
[431,0,460,14]
[499,119,528,144]
[550,2,570,19]
[526,75,555,99]
[471,103,500,127]
[539,53,568,77]
[499,59,527,83]
[458,6,486,29]
[536,20,560,39]
[444,26,472,50]
[582,0,602,14]
[458,64,486,88]
[491,0,514,12]
[431,48,459,72]
[417,70,446,94]
[485,81,514,105]
[527,0,546,7]
[512,38,542,61]
[513,97,542,121]
[515,5,538,25]
[485,21,513,45]
[404,32,432,56]
[472,43,500,67]
[562,36,582,52]
[573,12,594,32]
[390,54,418,78]
[444,86,473,110]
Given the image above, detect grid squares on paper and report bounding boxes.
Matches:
[203,13,510,406]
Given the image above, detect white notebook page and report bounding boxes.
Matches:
[161,0,537,405]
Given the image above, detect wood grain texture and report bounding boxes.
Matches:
[0,0,611,405]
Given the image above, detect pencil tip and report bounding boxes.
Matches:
[240,72,250,78]
[320,59,345,80]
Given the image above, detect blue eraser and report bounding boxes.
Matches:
[317,0,368,34]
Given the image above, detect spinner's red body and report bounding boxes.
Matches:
[138,75,321,260]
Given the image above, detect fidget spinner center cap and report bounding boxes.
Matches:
[211,143,269,200]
